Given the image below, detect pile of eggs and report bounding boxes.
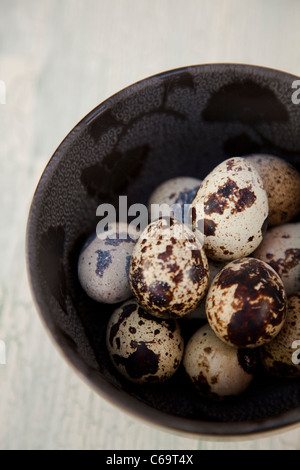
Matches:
[78,155,300,399]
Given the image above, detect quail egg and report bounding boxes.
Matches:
[148,176,201,224]
[190,157,269,261]
[78,222,139,304]
[106,299,184,383]
[253,222,300,296]
[184,259,227,321]
[260,293,300,378]
[206,257,287,348]
[246,154,300,227]
[183,324,256,398]
[129,217,210,319]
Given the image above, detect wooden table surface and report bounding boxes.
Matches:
[1,0,300,450]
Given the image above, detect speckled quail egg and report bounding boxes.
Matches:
[184,259,227,321]
[246,154,300,227]
[106,299,184,383]
[148,176,201,224]
[260,293,300,378]
[253,222,300,296]
[183,324,257,398]
[190,157,269,261]
[129,217,210,319]
[78,222,139,304]
[206,257,287,348]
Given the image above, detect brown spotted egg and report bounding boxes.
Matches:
[184,259,227,321]
[253,222,300,296]
[78,222,139,304]
[190,157,269,261]
[183,324,257,398]
[206,257,287,348]
[246,154,300,227]
[260,293,300,378]
[148,176,201,224]
[129,217,210,319]
[106,299,184,383]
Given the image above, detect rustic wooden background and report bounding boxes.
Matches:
[1,0,300,450]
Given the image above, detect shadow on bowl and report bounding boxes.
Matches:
[26,63,300,439]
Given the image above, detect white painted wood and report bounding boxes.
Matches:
[0,0,300,450]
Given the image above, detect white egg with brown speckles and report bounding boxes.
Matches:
[183,324,256,398]
[190,157,269,261]
[78,222,139,304]
[260,293,300,378]
[148,176,201,224]
[129,217,210,319]
[206,257,287,348]
[106,300,184,383]
[253,222,300,296]
[246,154,300,227]
[184,259,227,321]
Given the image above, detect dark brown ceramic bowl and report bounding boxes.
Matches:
[26,63,300,439]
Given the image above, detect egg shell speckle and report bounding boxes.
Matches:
[253,222,300,296]
[106,299,184,383]
[184,259,227,321]
[183,324,256,398]
[206,257,287,348]
[260,293,300,378]
[78,222,139,304]
[148,176,201,223]
[190,157,269,261]
[246,154,300,227]
[129,217,210,319]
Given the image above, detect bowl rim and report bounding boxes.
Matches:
[26,62,300,440]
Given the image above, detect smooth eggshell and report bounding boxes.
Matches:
[148,176,201,224]
[78,222,139,304]
[183,324,255,397]
[246,154,300,227]
[106,299,184,383]
[253,222,300,296]
[129,217,210,319]
[190,157,269,261]
[206,257,287,348]
[260,293,300,378]
[183,259,227,321]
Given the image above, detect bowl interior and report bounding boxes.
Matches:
[27,64,300,437]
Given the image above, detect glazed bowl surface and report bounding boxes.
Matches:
[26,63,300,439]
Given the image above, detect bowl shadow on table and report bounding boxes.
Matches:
[27,63,300,438]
